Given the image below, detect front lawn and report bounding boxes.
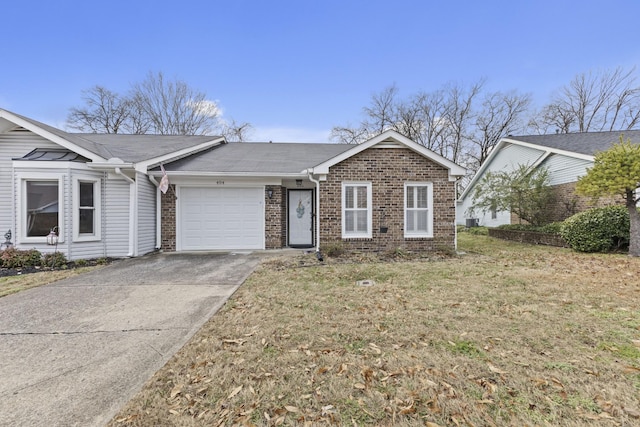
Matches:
[111,233,640,426]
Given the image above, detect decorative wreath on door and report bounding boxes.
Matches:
[296,199,305,219]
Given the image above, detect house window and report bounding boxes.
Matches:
[79,182,95,234]
[26,181,60,237]
[73,178,101,241]
[405,183,433,238]
[342,182,372,238]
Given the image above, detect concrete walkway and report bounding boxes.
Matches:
[0,252,261,427]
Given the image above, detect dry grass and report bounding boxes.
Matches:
[110,233,640,426]
[0,267,100,298]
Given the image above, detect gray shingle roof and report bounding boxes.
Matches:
[71,134,218,163]
[509,130,640,156]
[5,110,221,163]
[159,142,354,174]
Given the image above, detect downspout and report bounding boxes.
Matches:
[307,170,321,254]
[115,168,136,257]
[148,175,162,250]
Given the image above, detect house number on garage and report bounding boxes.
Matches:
[216,180,225,185]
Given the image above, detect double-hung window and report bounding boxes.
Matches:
[342,182,372,238]
[73,178,101,241]
[405,182,433,237]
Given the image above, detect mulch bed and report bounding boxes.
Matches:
[0,258,114,278]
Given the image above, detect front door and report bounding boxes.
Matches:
[288,189,314,247]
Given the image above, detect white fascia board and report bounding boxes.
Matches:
[87,162,135,170]
[311,129,466,177]
[501,137,594,162]
[0,110,106,162]
[134,137,226,173]
[147,171,309,179]
[12,160,95,170]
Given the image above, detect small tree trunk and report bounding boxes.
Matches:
[627,195,640,257]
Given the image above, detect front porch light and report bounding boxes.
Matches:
[47,226,59,246]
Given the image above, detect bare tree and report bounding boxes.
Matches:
[531,67,640,133]
[66,72,245,136]
[67,86,130,133]
[221,119,254,142]
[469,90,532,168]
[130,72,220,135]
[440,80,485,164]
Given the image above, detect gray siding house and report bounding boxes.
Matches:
[1,108,465,260]
[457,131,640,226]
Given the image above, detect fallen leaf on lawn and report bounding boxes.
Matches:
[285,405,299,413]
[228,385,243,399]
[624,407,640,418]
[222,339,245,345]
[623,365,640,374]
[321,405,336,415]
[169,409,180,415]
[354,383,366,390]
[477,399,494,404]
[488,364,507,375]
[170,384,183,399]
[426,422,442,427]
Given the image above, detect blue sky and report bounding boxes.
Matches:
[1,0,639,142]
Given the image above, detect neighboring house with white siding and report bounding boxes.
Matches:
[457,131,640,226]
[1,108,466,259]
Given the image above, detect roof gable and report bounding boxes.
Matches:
[311,130,466,179]
[459,130,640,201]
[0,108,224,168]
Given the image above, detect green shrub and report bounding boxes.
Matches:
[560,206,629,253]
[538,222,564,235]
[0,248,43,268]
[43,252,68,268]
[467,226,489,235]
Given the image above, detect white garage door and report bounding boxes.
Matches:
[179,187,264,251]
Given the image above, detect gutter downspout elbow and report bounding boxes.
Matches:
[306,169,321,254]
[115,167,135,184]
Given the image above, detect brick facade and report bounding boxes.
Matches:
[265,186,286,249]
[319,147,456,252]
[510,181,620,224]
[159,148,458,253]
[160,184,176,251]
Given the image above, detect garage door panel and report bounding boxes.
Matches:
[179,187,264,251]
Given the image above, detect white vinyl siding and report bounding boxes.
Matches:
[136,173,156,255]
[540,154,592,185]
[405,183,433,238]
[0,129,60,240]
[104,178,130,258]
[342,182,372,238]
[458,143,546,227]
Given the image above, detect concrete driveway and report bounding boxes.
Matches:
[0,252,261,427]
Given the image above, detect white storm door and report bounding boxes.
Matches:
[288,189,313,247]
[179,187,264,250]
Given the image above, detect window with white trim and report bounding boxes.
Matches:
[404,183,433,237]
[342,182,372,238]
[25,180,60,237]
[73,178,101,241]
